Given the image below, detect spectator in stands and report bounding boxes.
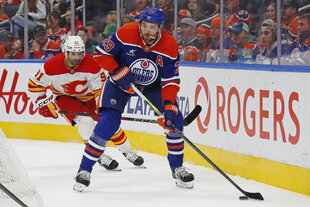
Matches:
[196,24,211,62]
[178,17,199,62]
[11,0,47,39]
[129,0,149,20]
[29,25,61,59]
[172,9,192,43]
[63,7,86,35]
[0,31,13,59]
[266,2,277,21]
[228,21,258,63]
[101,24,117,39]
[289,13,310,65]
[76,27,96,55]
[121,14,135,26]
[157,0,174,31]
[187,0,206,21]
[90,11,117,44]
[11,38,23,59]
[46,11,66,45]
[224,0,252,27]
[0,4,9,31]
[256,19,290,64]
[206,17,232,63]
[281,0,299,42]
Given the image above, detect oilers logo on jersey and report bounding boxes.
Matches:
[129,58,158,85]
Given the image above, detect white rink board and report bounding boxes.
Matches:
[0,62,309,169]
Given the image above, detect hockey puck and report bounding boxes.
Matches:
[239,196,249,200]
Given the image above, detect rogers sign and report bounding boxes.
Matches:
[195,77,300,145]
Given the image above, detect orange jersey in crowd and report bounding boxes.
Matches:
[47,28,66,44]
[28,53,105,102]
[29,39,61,59]
[281,15,299,41]
[179,46,199,62]
[0,44,12,59]
[227,9,252,27]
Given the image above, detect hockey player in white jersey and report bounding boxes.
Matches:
[28,36,144,171]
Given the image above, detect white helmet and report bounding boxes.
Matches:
[63,35,85,56]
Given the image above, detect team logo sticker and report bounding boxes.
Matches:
[129,58,158,85]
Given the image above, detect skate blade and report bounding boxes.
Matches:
[135,164,147,169]
[73,183,87,192]
[175,180,194,189]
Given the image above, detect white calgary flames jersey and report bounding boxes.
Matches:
[28,53,106,102]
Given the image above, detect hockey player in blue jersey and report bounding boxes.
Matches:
[73,7,194,192]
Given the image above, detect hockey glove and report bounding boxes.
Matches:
[157,102,178,134]
[36,95,58,119]
[110,66,135,94]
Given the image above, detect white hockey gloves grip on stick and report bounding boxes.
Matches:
[36,95,58,119]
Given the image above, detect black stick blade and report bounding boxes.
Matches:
[183,105,202,126]
[245,192,264,200]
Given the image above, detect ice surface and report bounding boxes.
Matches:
[4,139,310,207]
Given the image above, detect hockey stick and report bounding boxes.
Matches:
[0,183,28,207]
[130,83,264,201]
[59,105,201,127]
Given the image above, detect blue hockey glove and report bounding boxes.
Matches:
[163,102,178,128]
[110,66,135,94]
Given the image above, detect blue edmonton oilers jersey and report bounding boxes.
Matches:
[93,22,180,90]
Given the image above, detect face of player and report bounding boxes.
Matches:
[266,5,276,20]
[298,17,310,40]
[260,28,274,47]
[140,21,160,45]
[66,51,85,67]
[77,30,88,44]
[231,31,249,47]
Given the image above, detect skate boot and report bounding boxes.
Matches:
[172,166,194,189]
[73,170,91,192]
[97,154,119,170]
[123,150,144,166]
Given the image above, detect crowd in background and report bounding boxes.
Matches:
[0,0,309,66]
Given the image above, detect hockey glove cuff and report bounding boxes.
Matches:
[110,66,135,94]
[164,102,178,128]
[36,95,58,119]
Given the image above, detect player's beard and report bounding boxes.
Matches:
[67,58,82,68]
[143,33,157,45]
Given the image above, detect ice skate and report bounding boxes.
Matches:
[172,166,194,189]
[73,170,91,192]
[98,153,120,171]
[123,150,144,167]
